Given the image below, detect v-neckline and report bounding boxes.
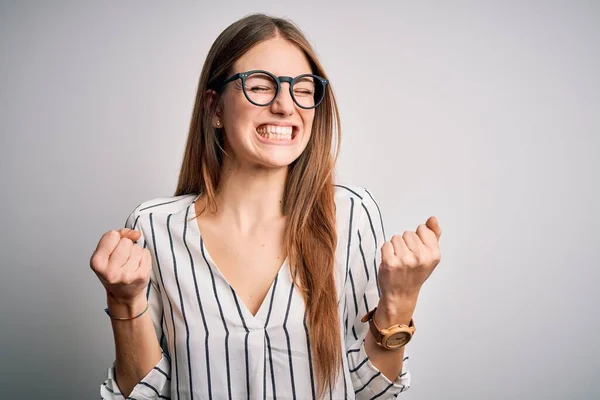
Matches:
[190,193,289,324]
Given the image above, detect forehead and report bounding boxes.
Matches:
[233,37,313,77]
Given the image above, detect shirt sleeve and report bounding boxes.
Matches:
[101,207,172,400]
[345,188,411,399]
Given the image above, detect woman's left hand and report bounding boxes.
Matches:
[378,216,442,309]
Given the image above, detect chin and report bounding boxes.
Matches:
[261,156,299,169]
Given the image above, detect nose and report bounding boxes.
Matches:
[269,82,294,116]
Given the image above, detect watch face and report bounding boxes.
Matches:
[385,332,411,349]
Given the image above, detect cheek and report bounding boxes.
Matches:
[302,112,316,138]
[223,97,258,136]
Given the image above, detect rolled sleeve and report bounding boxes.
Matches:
[101,352,171,399]
[348,341,410,399]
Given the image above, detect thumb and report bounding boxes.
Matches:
[118,228,142,242]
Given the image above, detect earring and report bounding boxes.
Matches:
[216,120,221,127]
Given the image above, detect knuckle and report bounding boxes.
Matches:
[130,244,142,256]
[381,255,394,266]
[121,275,134,286]
[120,237,133,245]
[106,230,120,240]
[89,253,102,269]
[105,271,120,284]
[401,255,417,266]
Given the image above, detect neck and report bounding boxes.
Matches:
[208,158,288,232]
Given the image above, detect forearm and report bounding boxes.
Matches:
[108,295,162,397]
[364,297,416,381]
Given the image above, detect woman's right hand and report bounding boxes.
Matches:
[90,228,152,306]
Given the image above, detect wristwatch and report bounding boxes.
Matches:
[361,307,416,350]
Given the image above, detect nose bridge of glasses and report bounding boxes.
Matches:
[278,76,294,87]
[274,76,295,104]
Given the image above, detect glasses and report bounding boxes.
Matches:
[220,70,329,109]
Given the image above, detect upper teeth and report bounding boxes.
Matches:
[257,125,293,135]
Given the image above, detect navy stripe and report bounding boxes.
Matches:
[354,371,381,394]
[357,231,370,281]
[344,301,349,339]
[167,214,188,400]
[302,311,316,400]
[349,356,369,373]
[230,287,251,400]
[263,336,268,400]
[348,268,359,320]
[201,237,232,400]
[263,335,268,400]
[264,275,279,398]
[283,281,297,400]
[344,198,355,290]
[370,382,395,399]
[189,219,212,399]
[140,198,186,212]
[132,214,141,230]
[363,293,370,318]
[365,189,386,240]
[139,381,171,399]
[152,366,171,380]
[334,184,363,200]
[150,213,179,398]
[361,202,381,297]
[102,382,120,395]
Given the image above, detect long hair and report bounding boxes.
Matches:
[174,14,342,396]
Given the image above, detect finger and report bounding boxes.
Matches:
[90,230,122,273]
[119,228,142,243]
[402,231,426,254]
[391,234,412,257]
[426,216,442,240]
[121,246,144,284]
[106,237,135,273]
[136,248,152,273]
[109,243,142,284]
[416,223,438,250]
[380,241,396,265]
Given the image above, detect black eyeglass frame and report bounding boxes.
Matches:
[220,69,329,110]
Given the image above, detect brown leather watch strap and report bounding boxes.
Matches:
[360,309,384,344]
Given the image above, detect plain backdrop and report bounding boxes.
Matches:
[1,1,598,399]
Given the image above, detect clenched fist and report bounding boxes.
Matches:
[90,228,152,305]
[378,216,442,301]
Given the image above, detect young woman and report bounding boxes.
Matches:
[91,13,442,400]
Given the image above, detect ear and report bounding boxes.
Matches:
[205,89,223,129]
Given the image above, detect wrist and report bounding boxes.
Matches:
[376,295,418,327]
[106,293,147,319]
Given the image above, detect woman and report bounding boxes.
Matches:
[91,13,442,400]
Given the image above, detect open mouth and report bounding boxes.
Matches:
[256,124,299,142]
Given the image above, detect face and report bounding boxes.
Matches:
[213,37,316,170]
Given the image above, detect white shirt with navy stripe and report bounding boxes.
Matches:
[101,185,411,400]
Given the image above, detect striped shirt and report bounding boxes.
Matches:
[101,185,411,400]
